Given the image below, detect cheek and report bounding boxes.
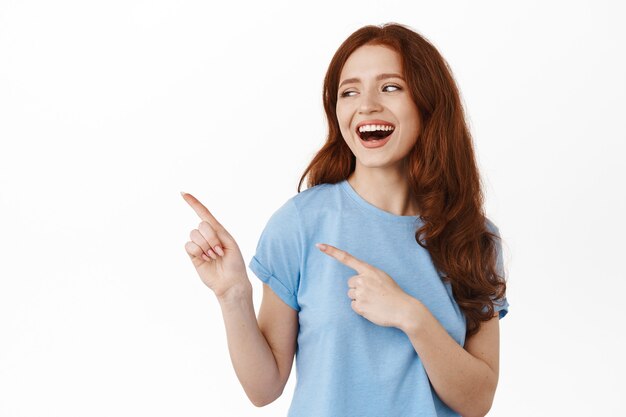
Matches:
[335,105,347,124]
[399,109,421,138]
[408,105,421,131]
[406,118,420,138]
[336,109,352,135]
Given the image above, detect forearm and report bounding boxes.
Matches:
[400,297,496,417]
[217,283,281,407]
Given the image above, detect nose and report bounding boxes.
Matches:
[358,90,383,114]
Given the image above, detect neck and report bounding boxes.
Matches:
[347,164,420,217]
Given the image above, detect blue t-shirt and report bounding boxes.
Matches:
[248,179,509,417]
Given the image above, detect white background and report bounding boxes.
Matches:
[1,0,624,416]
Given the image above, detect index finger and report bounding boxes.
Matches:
[181,192,222,229]
[317,243,368,274]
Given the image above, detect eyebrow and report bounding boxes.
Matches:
[338,73,405,89]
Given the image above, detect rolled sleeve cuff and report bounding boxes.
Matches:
[248,256,300,311]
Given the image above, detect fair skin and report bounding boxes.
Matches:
[182,192,296,407]
[314,43,501,417]
[181,43,501,415]
[315,242,500,417]
[336,43,421,217]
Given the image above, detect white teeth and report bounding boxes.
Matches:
[358,124,395,133]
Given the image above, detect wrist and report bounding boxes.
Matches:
[398,295,426,337]
[217,282,252,306]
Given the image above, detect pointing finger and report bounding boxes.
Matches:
[316,243,368,273]
[181,192,223,230]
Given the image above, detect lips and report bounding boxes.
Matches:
[359,134,392,148]
[355,120,395,141]
[355,119,396,134]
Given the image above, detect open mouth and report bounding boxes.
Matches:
[356,125,395,141]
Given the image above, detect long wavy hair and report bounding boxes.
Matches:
[296,22,507,339]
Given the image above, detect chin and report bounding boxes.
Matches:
[356,156,395,168]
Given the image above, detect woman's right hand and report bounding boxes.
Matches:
[181,192,251,300]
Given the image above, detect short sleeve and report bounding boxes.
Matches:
[486,219,509,320]
[248,198,302,311]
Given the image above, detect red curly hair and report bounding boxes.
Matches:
[296,22,507,339]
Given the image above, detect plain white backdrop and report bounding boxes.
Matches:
[1,0,624,415]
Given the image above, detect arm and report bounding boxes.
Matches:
[399,297,501,417]
[217,283,283,407]
[313,242,501,416]
[218,278,298,407]
[181,192,296,406]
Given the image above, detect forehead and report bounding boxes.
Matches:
[339,44,403,79]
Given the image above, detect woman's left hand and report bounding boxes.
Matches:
[316,243,420,330]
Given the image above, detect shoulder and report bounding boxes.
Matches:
[291,182,335,207]
[484,217,501,237]
[269,182,340,243]
[289,182,338,218]
[263,182,336,235]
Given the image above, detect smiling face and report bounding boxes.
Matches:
[336,43,421,172]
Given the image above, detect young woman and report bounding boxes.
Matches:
[182,22,509,417]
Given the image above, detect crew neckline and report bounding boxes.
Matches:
[339,179,423,225]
